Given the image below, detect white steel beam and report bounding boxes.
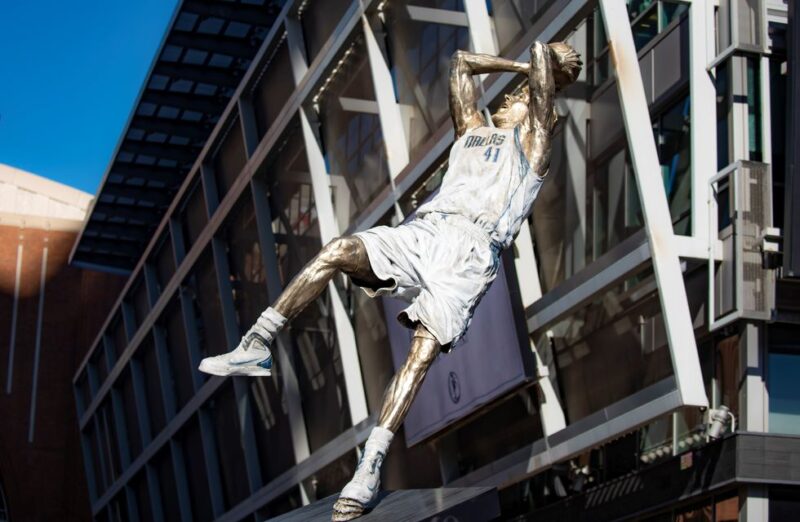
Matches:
[464,0,498,55]
[689,0,715,239]
[299,108,370,425]
[288,15,369,426]
[363,16,410,180]
[599,0,708,408]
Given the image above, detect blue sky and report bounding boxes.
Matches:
[0,1,179,195]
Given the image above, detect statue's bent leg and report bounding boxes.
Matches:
[274,235,382,320]
[199,235,379,376]
[332,324,441,521]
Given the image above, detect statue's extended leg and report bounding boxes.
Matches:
[199,236,381,376]
[332,324,441,521]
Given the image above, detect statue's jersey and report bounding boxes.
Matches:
[417,125,543,249]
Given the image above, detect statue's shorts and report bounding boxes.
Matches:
[352,212,501,351]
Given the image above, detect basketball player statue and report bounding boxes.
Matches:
[199,41,581,520]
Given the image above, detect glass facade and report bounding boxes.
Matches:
[71,0,797,520]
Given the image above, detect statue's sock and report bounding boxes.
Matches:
[247,307,286,350]
[340,427,394,504]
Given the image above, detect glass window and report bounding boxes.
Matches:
[490,0,552,55]
[111,312,128,361]
[538,273,673,424]
[746,57,762,161]
[631,1,659,51]
[118,368,143,459]
[252,40,294,139]
[136,335,167,437]
[183,249,229,365]
[131,275,150,328]
[656,95,692,235]
[206,381,250,508]
[384,3,470,160]
[261,122,353,450]
[221,191,298,482]
[213,117,247,199]
[716,60,731,170]
[131,471,154,522]
[300,0,353,64]
[768,348,800,435]
[176,416,213,522]
[160,298,194,409]
[87,423,107,494]
[223,192,269,337]
[98,402,122,483]
[179,181,208,254]
[153,232,176,296]
[317,34,390,229]
[155,446,181,521]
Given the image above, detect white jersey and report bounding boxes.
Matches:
[417,125,544,249]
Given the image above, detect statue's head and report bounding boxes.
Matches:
[491,87,530,129]
[491,42,582,130]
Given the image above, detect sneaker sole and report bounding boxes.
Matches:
[198,360,272,377]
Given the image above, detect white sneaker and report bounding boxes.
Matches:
[332,427,393,521]
[198,333,273,377]
[199,307,286,377]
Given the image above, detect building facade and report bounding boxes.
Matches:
[70,0,799,520]
[0,164,125,521]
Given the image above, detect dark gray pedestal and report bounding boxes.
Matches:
[269,487,500,522]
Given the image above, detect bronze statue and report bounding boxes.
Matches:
[199,41,581,520]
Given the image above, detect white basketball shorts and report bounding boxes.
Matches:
[352,212,501,350]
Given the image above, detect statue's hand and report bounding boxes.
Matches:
[548,42,583,89]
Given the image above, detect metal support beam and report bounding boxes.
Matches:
[299,108,369,425]
[406,5,469,27]
[139,92,225,119]
[599,0,708,408]
[153,62,243,88]
[211,237,264,492]
[464,0,498,55]
[130,114,214,141]
[689,0,715,239]
[251,178,312,505]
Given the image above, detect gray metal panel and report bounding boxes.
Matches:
[652,18,688,102]
[590,83,623,157]
[639,49,654,104]
[269,488,499,522]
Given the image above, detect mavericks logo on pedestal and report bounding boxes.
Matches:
[448,371,461,404]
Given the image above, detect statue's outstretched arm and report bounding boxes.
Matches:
[449,50,529,138]
[527,42,556,177]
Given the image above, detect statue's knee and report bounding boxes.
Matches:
[320,236,360,268]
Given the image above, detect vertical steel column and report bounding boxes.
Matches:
[146,463,166,522]
[250,178,313,505]
[169,439,193,522]
[211,236,265,491]
[739,322,768,431]
[362,14,409,221]
[689,0,715,239]
[599,0,708,407]
[288,14,369,425]
[176,283,225,515]
[362,16,408,171]
[463,0,498,55]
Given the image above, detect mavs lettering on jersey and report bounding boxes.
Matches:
[463,133,506,148]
